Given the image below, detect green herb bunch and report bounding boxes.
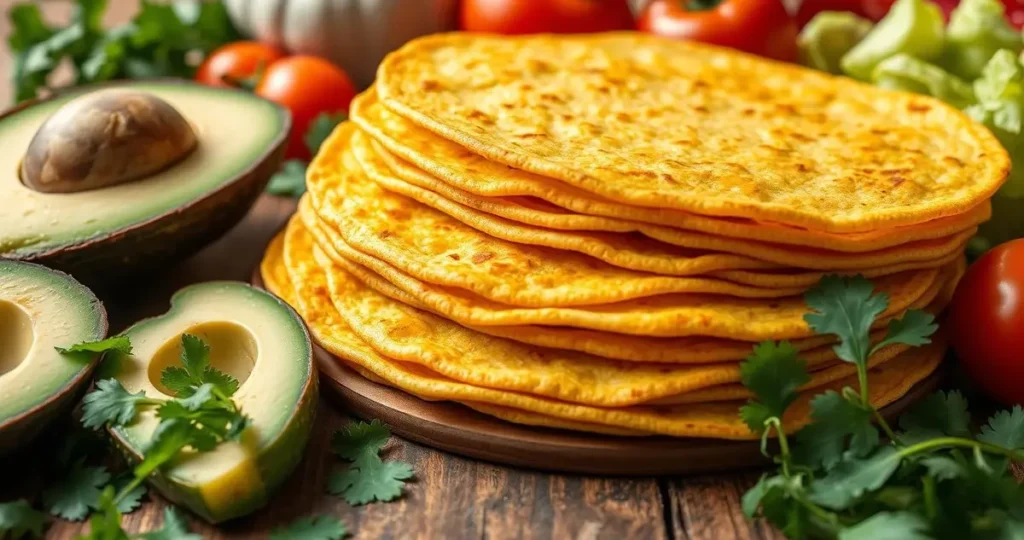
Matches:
[7,0,240,103]
[741,276,1024,539]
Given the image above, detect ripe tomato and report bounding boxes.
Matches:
[195,41,287,88]
[948,239,1024,406]
[637,0,799,62]
[255,56,357,160]
[460,0,635,34]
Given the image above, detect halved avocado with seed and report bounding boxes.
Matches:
[0,80,289,282]
[105,282,317,523]
[0,260,107,455]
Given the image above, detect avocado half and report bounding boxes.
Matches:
[0,80,289,282]
[105,282,317,523]
[0,260,107,455]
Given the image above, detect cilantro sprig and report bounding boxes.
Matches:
[327,420,414,505]
[266,112,347,198]
[742,276,1024,538]
[68,333,248,539]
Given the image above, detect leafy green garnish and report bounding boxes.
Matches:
[0,500,48,539]
[267,112,347,197]
[134,508,201,540]
[270,516,348,540]
[741,275,1024,538]
[81,379,159,430]
[161,334,239,398]
[78,487,126,540]
[327,420,414,505]
[56,336,133,356]
[6,0,240,102]
[42,462,110,521]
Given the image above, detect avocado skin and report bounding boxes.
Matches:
[2,81,289,286]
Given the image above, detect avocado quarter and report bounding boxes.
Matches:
[0,81,289,282]
[0,260,107,455]
[105,281,317,523]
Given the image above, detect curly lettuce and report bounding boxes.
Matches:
[941,0,1023,81]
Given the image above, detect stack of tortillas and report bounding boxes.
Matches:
[260,33,1009,439]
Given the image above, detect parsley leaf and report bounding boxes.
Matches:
[979,406,1024,450]
[898,390,973,443]
[742,474,788,518]
[738,341,810,433]
[0,499,48,539]
[136,507,200,540]
[80,486,127,540]
[56,336,133,356]
[919,455,965,481]
[160,335,239,398]
[327,420,414,505]
[871,310,937,354]
[804,275,888,368]
[793,390,878,470]
[808,446,903,510]
[331,419,392,461]
[328,459,415,506]
[838,511,931,540]
[42,463,110,521]
[81,379,156,430]
[267,160,308,197]
[270,515,348,540]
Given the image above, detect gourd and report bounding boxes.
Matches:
[224,0,459,88]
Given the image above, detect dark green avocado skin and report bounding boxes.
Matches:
[2,80,290,286]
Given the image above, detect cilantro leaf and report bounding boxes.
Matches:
[332,420,392,462]
[0,499,48,539]
[979,406,1024,450]
[898,390,972,443]
[80,486,127,540]
[160,335,239,398]
[1000,518,1024,540]
[270,516,348,540]
[305,113,347,156]
[738,341,809,433]
[42,463,110,521]
[267,160,308,198]
[919,455,964,481]
[838,511,930,540]
[81,379,154,430]
[327,458,414,505]
[793,390,878,470]
[804,275,888,368]
[809,446,903,510]
[134,419,212,480]
[56,336,133,356]
[110,475,147,515]
[742,474,788,518]
[136,507,200,540]
[871,310,937,354]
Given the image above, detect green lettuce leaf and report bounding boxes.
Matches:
[871,54,976,108]
[965,50,1024,198]
[799,11,873,74]
[941,0,1023,80]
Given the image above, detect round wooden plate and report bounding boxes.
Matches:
[252,270,942,476]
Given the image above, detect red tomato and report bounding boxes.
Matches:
[637,0,799,62]
[255,56,357,160]
[948,239,1024,406]
[195,41,286,88]
[460,0,635,34]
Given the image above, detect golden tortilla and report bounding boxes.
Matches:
[375,33,1008,232]
[263,229,943,438]
[353,127,974,271]
[301,199,943,340]
[352,94,990,253]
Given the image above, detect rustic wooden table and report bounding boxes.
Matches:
[0,2,780,538]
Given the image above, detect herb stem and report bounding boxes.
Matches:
[897,437,1024,461]
[773,419,793,477]
[872,408,903,446]
[856,365,870,405]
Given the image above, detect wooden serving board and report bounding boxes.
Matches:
[251,271,943,476]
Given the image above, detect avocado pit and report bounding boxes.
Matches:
[20,89,198,194]
[0,299,33,377]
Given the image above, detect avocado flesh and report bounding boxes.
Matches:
[0,260,105,452]
[0,82,286,258]
[109,282,316,523]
